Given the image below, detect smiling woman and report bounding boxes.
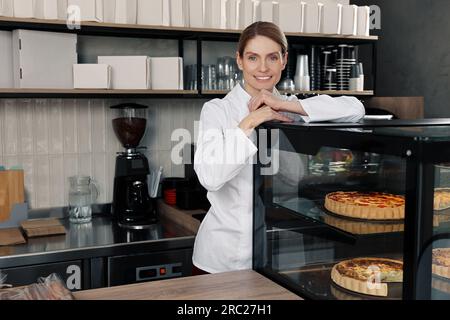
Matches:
[236,23,288,96]
[192,21,366,275]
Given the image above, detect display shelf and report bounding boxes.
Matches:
[269,200,405,239]
[0,17,378,99]
[0,88,198,99]
[0,17,379,43]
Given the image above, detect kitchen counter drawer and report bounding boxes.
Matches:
[107,248,193,287]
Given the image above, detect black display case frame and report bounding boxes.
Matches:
[253,120,450,300]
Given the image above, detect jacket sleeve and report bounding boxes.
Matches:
[283,95,366,123]
[194,101,258,192]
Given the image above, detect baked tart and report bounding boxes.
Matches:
[432,248,450,279]
[325,191,405,220]
[331,257,403,297]
[323,214,404,235]
[434,189,450,211]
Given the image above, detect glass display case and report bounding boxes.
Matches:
[253,121,450,300]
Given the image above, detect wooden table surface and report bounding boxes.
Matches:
[74,270,302,300]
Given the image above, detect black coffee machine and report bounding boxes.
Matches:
[111,103,157,229]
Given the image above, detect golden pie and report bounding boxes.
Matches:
[432,248,450,279]
[331,258,403,297]
[433,213,450,227]
[434,189,450,211]
[323,214,404,235]
[325,191,405,220]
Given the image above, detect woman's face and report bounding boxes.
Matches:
[237,35,287,96]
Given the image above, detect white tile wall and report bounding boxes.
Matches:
[0,98,204,209]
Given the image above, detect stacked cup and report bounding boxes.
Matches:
[349,62,364,91]
[294,55,310,91]
[336,45,358,90]
[309,45,322,91]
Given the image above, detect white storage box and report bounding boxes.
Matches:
[0,31,13,88]
[278,0,302,33]
[150,57,183,90]
[205,0,225,29]
[13,0,34,18]
[67,0,103,22]
[341,4,357,36]
[357,6,370,36]
[321,4,342,34]
[102,0,115,23]
[0,0,14,17]
[220,0,228,29]
[302,2,320,33]
[170,0,188,27]
[137,0,163,26]
[162,0,170,26]
[115,0,136,24]
[57,0,68,20]
[252,0,260,23]
[12,29,77,88]
[98,56,151,89]
[226,0,238,30]
[73,64,111,89]
[188,0,203,28]
[272,1,279,25]
[34,0,59,20]
[259,1,276,23]
[239,0,254,29]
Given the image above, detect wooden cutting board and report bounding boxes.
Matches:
[0,228,26,246]
[0,170,25,223]
[0,175,9,222]
[21,218,66,238]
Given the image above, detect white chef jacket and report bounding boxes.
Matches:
[193,83,365,274]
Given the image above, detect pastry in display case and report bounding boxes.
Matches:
[253,121,450,300]
[330,257,403,297]
[432,248,450,279]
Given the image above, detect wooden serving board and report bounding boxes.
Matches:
[0,228,26,246]
[21,218,66,238]
[0,171,25,223]
[0,175,9,222]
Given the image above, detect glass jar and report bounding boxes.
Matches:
[68,176,99,224]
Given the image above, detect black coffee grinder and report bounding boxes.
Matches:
[111,103,157,229]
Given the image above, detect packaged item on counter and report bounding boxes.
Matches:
[0,273,74,300]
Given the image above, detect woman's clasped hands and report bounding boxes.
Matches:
[239,89,306,136]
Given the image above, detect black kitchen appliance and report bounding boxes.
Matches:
[111,103,157,229]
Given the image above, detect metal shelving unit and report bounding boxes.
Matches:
[0,17,379,99]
